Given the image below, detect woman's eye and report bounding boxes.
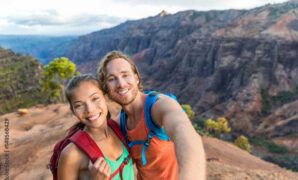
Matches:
[74,104,81,109]
[108,77,115,82]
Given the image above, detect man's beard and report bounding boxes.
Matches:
[108,87,138,106]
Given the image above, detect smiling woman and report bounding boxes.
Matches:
[49,74,134,180]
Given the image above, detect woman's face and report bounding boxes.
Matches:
[70,81,108,129]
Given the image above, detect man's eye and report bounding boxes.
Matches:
[108,77,115,82]
[92,97,100,101]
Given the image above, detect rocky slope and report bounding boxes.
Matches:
[0,104,297,180]
[0,47,45,115]
[65,1,298,140]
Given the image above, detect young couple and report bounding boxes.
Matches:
[56,51,206,180]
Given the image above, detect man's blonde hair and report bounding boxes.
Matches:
[97,51,143,93]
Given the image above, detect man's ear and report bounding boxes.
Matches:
[135,74,139,84]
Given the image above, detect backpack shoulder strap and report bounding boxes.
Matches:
[144,91,169,141]
[69,130,104,164]
[120,109,129,145]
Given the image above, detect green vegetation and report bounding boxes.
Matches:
[191,117,231,138]
[249,138,288,153]
[205,117,231,138]
[260,87,298,115]
[234,135,251,153]
[190,118,216,137]
[41,57,79,102]
[181,104,195,118]
[0,47,47,114]
[263,155,298,172]
[260,88,271,115]
[193,118,205,128]
[272,91,294,103]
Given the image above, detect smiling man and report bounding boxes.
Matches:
[97,51,206,180]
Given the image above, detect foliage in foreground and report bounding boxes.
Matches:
[41,57,79,102]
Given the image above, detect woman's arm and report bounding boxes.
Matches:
[58,143,83,180]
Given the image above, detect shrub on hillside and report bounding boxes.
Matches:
[205,117,231,138]
[181,104,195,118]
[234,135,251,153]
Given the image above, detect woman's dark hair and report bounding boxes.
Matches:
[65,74,110,133]
[65,74,103,106]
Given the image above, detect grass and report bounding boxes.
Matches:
[263,155,298,172]
[249,138,288,153]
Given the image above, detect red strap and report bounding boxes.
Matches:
[69,121,130,180]
[69,130,104,164]
[110,163,125,179]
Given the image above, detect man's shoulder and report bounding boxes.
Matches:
[153,94,180,110]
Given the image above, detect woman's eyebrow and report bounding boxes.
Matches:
[89,92,100,98]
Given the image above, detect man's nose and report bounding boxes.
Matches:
[117,77,126,88]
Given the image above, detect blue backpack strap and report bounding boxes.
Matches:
[119,91,174,166]
[120,109,128,145]
[136,91,172,165]
[144,91,170,141]
[120,109,146,148]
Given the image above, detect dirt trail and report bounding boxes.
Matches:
[0,104,296,180]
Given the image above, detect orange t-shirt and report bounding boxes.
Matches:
[126,99,178,180]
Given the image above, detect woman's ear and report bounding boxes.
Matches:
[69,105,75,114]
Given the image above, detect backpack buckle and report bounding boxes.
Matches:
[144,137,152,146]
[123,156,130,164]
[47,163,54,172]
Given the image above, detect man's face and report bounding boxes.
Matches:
[105,58,139,105]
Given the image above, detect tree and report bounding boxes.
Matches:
[205,117,231,138]
[181,104,195,118]
[41,57,79,102]
[234,135,251,153]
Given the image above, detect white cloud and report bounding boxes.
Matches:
[0,0,289,35]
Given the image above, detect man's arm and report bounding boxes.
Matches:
[152,95,206,180]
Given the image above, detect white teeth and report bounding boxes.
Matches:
[88,114,100,121]
[118,89,128,95]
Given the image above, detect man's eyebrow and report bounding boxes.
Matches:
[107,71,129,77]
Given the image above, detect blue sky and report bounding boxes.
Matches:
[0,0,289,36]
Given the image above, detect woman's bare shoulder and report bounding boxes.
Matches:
[59,142,89,168]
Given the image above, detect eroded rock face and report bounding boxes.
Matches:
[65,1,298,137]
[255,100,298,138]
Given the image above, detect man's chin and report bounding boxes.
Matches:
[109,89,138,106]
